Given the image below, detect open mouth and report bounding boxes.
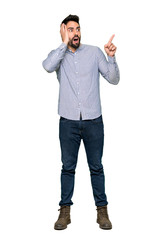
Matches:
[73,37,79,44]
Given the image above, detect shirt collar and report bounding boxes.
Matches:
[67,44,85,53]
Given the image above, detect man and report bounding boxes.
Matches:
[42,14,120,230]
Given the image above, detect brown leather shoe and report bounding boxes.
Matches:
[54,206,71,230]
[96,205,112,230]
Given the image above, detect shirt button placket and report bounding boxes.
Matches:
[74,52,81,112]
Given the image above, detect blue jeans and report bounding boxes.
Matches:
[59,115,108,207]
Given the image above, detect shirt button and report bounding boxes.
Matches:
[75,61,77,64]
[77,82,79,84]
[78,92,80,95]
[76,72,78,74]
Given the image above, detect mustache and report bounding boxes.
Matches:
[72,35,80,40]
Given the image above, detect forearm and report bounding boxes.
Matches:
[98,47,120,85]
[106,56,120,85]
[42,43,67,73]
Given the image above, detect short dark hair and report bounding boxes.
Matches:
[61,14,79,25]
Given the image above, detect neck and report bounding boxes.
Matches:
[67,44,81,53]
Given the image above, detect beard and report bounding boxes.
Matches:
[68,35,81,49]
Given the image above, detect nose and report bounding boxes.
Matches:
[74,29,80,35]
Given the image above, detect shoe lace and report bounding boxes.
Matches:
[97,206,108,218]
[58,206,69,218]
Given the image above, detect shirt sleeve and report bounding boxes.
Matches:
[97,47,120,85]
[42,43,67,73]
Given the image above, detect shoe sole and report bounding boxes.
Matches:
[99,225,112,230]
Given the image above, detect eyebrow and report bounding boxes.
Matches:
[67,26,80,30]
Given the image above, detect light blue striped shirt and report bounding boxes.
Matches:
[42,43,120,120]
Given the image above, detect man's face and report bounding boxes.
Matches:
[66,21,81,49]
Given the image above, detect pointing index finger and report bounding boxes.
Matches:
[109,34,115,43]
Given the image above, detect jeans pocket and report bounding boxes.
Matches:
[60,117,69,122]
[91,115,103,124]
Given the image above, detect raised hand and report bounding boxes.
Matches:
[104,35,117,57]
[60,23,69,45]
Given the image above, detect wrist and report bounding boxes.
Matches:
[63,39,69,45]
[107,54,115,57]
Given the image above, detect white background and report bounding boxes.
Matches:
[0,0,160,239]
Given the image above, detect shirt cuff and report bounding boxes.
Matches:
[108,55,116,63]
[59,42,68,50]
